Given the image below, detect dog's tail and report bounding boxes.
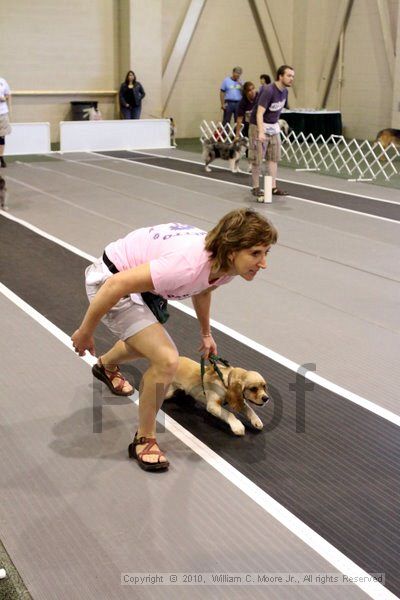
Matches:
[201,138,213,160]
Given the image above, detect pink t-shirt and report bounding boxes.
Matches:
[105,223,234,300]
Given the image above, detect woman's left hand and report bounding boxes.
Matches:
[198,334,217,359]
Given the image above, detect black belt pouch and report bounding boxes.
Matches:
[141,292,170,324]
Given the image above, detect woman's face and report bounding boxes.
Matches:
[127,72,135,83]
[228,245,270,280]
[246,85,256,100]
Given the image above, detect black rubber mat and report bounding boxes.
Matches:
[1,215,400,595]
[98,150,400,221]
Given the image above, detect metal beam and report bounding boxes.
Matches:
[391,0,400,126]
[317,0,353,108]
[248,0,297,104]
[376,0,395,83]
[162,0,206,113]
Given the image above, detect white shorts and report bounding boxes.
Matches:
[85,258,158,340]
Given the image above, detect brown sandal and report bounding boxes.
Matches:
[272,187,288,196]
[92,358,133,396]
[128,433,169,472]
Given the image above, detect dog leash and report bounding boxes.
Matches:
[200,354,231,396]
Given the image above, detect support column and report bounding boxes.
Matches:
[391,1,400,127]
[119,0,162,118]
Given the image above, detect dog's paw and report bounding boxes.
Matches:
[251,416,263,430]
[231,420,245,436]
[205,166,212,172]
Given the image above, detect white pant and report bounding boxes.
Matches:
[85,258,158,341]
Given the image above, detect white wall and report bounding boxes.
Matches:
[0,0,399,143]
[164,0,275,136]
[326,0,395,138]
[0,0,118,142]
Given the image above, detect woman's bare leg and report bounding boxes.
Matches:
[121,324,179,464]
[96,340,144,394]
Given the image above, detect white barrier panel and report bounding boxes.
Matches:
[280,132,400,182]
[60,119,171,152]
[5,123,51,156]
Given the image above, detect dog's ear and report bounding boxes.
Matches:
[225,368,246,411]
[225,381,244,411]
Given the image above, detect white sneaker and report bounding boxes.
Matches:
[251,188,264,202]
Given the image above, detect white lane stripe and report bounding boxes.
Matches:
[124,149,400,205]
[94,149,400,223]
[287,195,400,224]
[8,165,400,293]
[4,175,134,231]
[0,281,396,600]
[21,161,400,286]
[2,208,400,428]
[1,209,95,262]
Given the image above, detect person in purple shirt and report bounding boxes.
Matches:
[249,65,294,198]
[235,81,258,140]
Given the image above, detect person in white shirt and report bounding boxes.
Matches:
[0,77,11,168]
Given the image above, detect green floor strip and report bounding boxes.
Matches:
[0,540,32,600]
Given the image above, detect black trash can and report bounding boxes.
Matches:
[70,101,98,121]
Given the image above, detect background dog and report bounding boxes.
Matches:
[165,356,269,436]
[0,176,7,210]
[202,137,248,173]
[374,128,400,150]
[278,118,290,136]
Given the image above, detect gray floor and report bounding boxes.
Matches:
[0,296,368,600]
[6,150,400,410]
[1,148,399,599]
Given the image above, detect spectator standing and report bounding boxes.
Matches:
[119,71,145,120]
[0,76,11,168]
[220,67,243,126]
[249,65,294,198]
[259,74,271,88]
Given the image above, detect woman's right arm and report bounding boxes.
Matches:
[71,263,153,356]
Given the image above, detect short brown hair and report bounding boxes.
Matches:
[205,209,278,272]
[276,65,294,79]
[242,81,255,96]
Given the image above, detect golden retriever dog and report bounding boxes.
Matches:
[165,357,269,436]
[374,128,400,150]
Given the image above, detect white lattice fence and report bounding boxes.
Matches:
[200,120,241,143]
[281,133,400,181]
[199,121,400,182]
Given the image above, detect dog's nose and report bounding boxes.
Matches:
[262,395,270,404]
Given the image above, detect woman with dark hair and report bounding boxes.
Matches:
[71,209,278,472]
[119,71,145,120]
[236,81,258,140]
[260,74,271,87]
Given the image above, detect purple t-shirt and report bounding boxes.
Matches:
[250,83,288,125]
[237,91,259,123]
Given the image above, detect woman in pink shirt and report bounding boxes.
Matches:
[71,209,277,472]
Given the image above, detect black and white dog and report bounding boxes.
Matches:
[202,137,249,173]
